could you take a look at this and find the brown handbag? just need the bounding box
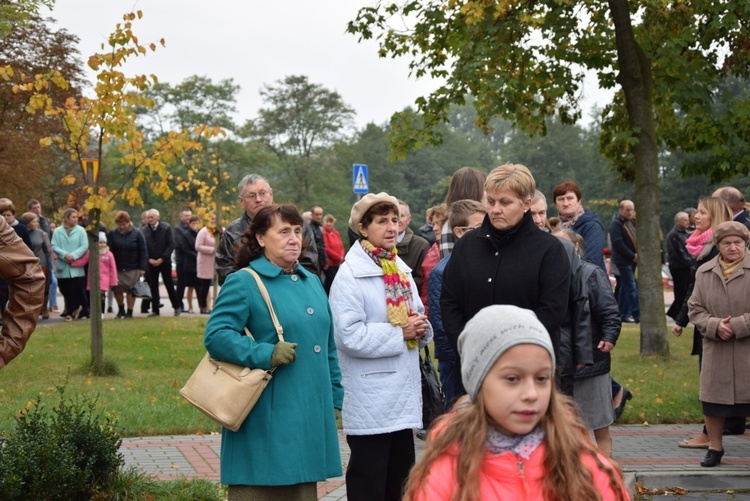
[180,268,284,432]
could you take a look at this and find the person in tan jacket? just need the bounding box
[0,215,44,369]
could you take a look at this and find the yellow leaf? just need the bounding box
[61,174,76,186]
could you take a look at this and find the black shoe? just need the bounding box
[148,312,160,317]
[115,306,126,319]
[125,310,133,319]
[723,426,745,435]
[107,306,114,313]
[700,448,724,467]
[614,388,633,421]
[173,307,182,317]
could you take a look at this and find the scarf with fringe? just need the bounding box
[559,204,586,229]
[360,239,418,348]
[686,228,713,258]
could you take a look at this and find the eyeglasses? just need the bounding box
[240,190,270,200]
[458,225,481,231]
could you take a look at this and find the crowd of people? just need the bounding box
[3,167,750,500]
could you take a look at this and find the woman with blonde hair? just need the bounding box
[441,163,571,398]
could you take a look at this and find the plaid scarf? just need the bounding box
[360,239,418,348]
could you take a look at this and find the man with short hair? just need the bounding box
[143,209,181,317]
[215,174,319,283]
[530,190,549,231]
[666,212,692,321]
[396,199,431,292]
[684,207,697,233]
[173,207,195,310]
[608,200,639,323]
[309,206,327,275]
[27,199,51,237]
[713,186,750,230]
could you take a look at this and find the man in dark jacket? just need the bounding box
[173,208,195,310]
[666,212,693,321]
[215,174,318,283]
[713,186,750,230]
[309,206,327,276]
[608,200,639,323]
[396,200,431,292]
[143,209,180,316]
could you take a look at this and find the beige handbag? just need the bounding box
[180,268,284,432]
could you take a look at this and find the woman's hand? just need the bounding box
[672,325,683,337]
[717,316,735,341]
[402,312,429,340]
[65,253,74,263]
[271,342,298,367]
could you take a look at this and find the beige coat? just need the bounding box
[688,252,750,405]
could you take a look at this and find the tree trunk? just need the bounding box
[88,207,104,367]
[608,0,668,356]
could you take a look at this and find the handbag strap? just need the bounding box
[241,268,285,342]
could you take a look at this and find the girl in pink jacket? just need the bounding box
[71,232,118,315]
[404,305,630,501]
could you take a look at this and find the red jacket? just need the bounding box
[413,443,629,501]
[323,226,345,267]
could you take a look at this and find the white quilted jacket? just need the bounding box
[329,241,433,435]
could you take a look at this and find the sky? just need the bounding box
[46,0,610,130]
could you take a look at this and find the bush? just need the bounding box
[0,383,124,500]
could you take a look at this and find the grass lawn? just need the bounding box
[0,318,703,437]
[611,323,702,425]
[0,317,221,437]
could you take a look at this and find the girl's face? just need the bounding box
[481,344,553,436]
[694,203,711,232]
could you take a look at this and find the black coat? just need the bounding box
[173,221,197,267]
[609,214,637,266]
[441,211,571,395]
[676,243,719,356]
[108,225,147,271]
[575,262,622,379]
[143,221,175,262]
[666,225,692,270]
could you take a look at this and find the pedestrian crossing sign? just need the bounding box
[353,164,369,194]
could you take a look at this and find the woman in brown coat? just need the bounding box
[688,221,750,468]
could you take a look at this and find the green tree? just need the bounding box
[0,0,54,38]
[23,11,222,373]
[348,0,750,356]
[245,74,356,206]
[0,16,84,203]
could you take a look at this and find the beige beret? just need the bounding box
[348,192,400,236]
[713,221,750,244]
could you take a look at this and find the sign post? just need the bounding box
[353,164,369,200]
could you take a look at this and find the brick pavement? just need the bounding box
[120,424,750,499]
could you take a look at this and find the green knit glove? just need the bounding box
[270,342,297,367]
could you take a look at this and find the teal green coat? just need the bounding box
[204,256,343,486]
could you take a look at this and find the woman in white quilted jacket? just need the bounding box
[329,192,433,501]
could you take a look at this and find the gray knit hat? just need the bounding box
[348,192,400,236]
[458,305,555,400]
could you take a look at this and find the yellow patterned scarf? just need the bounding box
[360,239,418,348]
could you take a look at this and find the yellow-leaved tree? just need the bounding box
[20,11,224,373]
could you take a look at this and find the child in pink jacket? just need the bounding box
[71,232,118,316]
[404,305,630,501]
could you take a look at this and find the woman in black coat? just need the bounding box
[441,164,571,399]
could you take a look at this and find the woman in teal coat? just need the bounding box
[51,208,89,321]
[204,204,343,501]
